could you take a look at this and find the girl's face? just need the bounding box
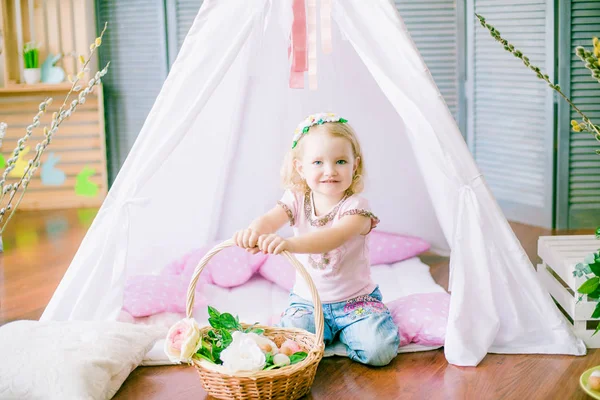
[294,126,359,198]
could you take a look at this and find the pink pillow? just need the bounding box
[122,274,207,317]
[259,255,296,291]
[166,245,269,288]
[388,292,449,347]
[368,230,430,265]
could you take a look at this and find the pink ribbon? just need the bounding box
[289,0,307,89]
[289,0,332,90]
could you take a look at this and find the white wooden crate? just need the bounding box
[537,235,600,347]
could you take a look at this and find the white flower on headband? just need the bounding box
[292,112,348,149]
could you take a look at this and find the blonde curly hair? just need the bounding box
[280,121,365,194]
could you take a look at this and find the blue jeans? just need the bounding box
[277,286,400,367]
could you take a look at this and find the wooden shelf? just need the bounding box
[0,82,74,94]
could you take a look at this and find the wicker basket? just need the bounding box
[185,239,325,400]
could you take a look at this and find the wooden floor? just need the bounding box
[0,208,598,399]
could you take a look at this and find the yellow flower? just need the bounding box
[95,37,102,46]
[89,43,95,52]
[79,55,85,64]
[571,120,579,127]
[594,37,599,46]
[77,71,85,79]
[573,125,582,132]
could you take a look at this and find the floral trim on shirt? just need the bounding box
[303,190,352,227]
[339,209,380,232]
[277,201,295,226]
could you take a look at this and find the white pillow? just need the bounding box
[0,320,165,400]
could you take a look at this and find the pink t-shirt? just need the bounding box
[277,189,380,304]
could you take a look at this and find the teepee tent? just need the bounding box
[40,0,586,366]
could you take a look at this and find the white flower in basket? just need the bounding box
[220,331,267,373]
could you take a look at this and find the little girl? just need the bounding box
[233,113,400,367]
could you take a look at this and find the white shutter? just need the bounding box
[467,0,555,227]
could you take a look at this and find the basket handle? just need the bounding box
[185,239,325,345]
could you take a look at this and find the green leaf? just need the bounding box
[208,306,221,320]
[264,364,280,371]
[265,352,274,365]
[212,345,224,364]
[221,328,233,348]
[578,277,600,294]
[195,353,216,364]
[196,345,214,363]
[588,287,600,300]
[595,227,600,239]
[220,313,238,330]
[289,352,308,365]
[251,329,265,335]
[590,260,600,277]
[592,302,600,319]
[208,317,222,330]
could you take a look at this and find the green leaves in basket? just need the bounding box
[200,305,305,369]
[208,305,221,320]
[242,322,265,335]
[289,351,308,365]
[262,351,307,371]
[578,277,600,294]
[204,305,245,364]
[195,339,216,364]
[207,306,244,332]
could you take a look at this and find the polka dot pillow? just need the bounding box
[388,292,449,347]
[368,230,430,265]
[164,244,269,288]
[122,274,207,317]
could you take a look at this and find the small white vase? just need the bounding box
[23,68,41,84]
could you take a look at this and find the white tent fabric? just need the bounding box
[40,0,586,366]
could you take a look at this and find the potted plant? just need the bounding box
[23,41,41,84]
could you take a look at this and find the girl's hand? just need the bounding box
[257,234,290,255]
[232,228,260,253]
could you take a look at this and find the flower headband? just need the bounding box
[291,112,348,149]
